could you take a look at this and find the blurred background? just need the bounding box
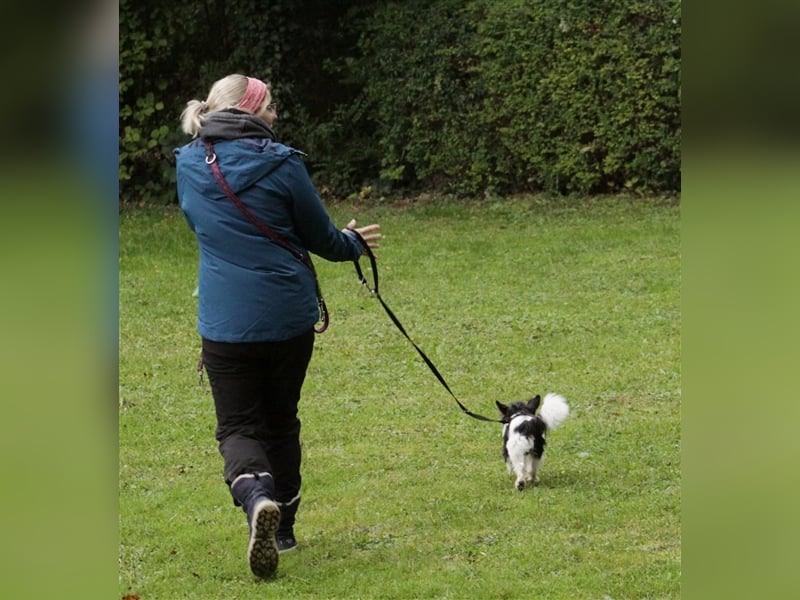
[0,1,118,598]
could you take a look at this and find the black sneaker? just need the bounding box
[277,534,298,553]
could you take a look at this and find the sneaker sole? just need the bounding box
[248,499,280,578]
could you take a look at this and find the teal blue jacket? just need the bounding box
[175,110,363,342]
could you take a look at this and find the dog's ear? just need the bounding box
[496,401,509,415]
[527,395,541,413]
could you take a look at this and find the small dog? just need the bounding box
[496,393,569,490]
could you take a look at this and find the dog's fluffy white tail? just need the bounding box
[539,393,569,430]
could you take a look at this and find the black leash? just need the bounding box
[348,229,503,424]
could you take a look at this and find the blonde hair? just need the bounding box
[180,74,272,137]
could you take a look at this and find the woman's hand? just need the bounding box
[344,219,382,255]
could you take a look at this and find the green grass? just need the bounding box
[119,195,680,599]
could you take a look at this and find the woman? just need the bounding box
[174,74,381,578]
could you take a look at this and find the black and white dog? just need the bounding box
[496,393,569,490]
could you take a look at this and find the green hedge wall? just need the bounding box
[345,0,680,196]
[119,0,680,203]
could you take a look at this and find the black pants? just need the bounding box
[201,331,314,508]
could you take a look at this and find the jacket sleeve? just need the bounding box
[281,155,364,262]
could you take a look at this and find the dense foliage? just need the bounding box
[120,0,680,203]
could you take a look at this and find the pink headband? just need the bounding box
[237,77,268,113]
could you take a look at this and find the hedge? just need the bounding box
[119,0,680,203]
[344,0,680,196]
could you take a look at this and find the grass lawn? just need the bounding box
[119,195,680,599]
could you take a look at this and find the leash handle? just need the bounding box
[348,229,502,424]
[352,238,378,296]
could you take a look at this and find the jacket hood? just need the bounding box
[174,109,299,199]
[199,108,277,141]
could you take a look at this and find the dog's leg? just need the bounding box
[513,455,532,491]
[512,455,527,491]
[530,457,542,485]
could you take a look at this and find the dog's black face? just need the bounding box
[496,394,541,422]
